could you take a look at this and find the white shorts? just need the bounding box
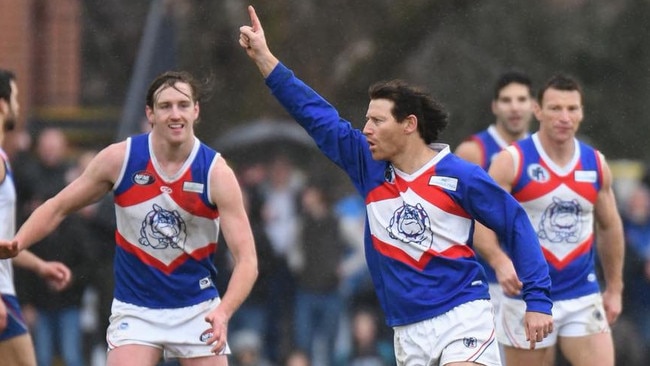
[488,282,505,319]
[393,300,501,366]
[106,298,230,359]
[497,293,610,349]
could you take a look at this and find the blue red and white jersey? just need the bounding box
[0,148,16,296]
[467,125,509,171]
[112,133,220,308]
[508,133,603,300]
[266,63,552,327]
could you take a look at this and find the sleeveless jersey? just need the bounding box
[266,63,552,327]
[468,125,509,170]
[113,133,220,308]
[0,148,17,295]
[508,133,602,300]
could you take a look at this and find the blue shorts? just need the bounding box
[0,294,28,341]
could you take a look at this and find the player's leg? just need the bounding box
[106,344,162,366]
[555,293,613,366]
[502,345,549,366]
[0,334,37,366]
[179,354,228,366]
[558,333,614,366]
[497,296,556,366]
[0,294,37,366]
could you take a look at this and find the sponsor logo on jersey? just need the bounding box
[428,176,458,191]
[574,170,597,183]
[527,164,550,183]
[160,186,173,194]
[183,181,204,193]
[133,170,155,185]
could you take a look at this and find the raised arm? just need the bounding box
[593,154,624,324]
[239,5,279,77]
[203,155,258,354]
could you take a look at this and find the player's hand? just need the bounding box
[239,5,278,77]
[524,311,553,349]
[239,6,268,57]
[602,288,622,324]
[0,239,19,259]
[39,261,72,291]
[494,258,522,296]
[204,306,229,354]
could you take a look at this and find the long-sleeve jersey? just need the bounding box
[508,133,602,300]
[265,63,552,326]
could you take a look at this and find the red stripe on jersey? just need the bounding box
[371,235,474,271]
[115,163,218,220]
[470,135,487,168]
[542,234,593,270]
[366,171,471,219]
[515,160,598,203]
[116,231,217,274]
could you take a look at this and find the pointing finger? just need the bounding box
[248,5,261,31]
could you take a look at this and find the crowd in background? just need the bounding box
[7,126,650,366]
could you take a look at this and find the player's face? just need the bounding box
[535,88,583,143]
[146,82,198,142]
[492,82,533,137]
[363,99,406,161]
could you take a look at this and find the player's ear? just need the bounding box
[403,114,418,134]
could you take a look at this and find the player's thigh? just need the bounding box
[559,333,614,366]
[0,333,37,366]
[180,354,228,366]
[502,345,549,366]
[106,344,162,366]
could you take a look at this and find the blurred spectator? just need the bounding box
[260,154,303,362]
[226,163,276,353]
[11,128,93,366]
[621,182,650,360]
[335,307,395,366]
[284,349,311,366]
[229,329,273,366]
[293,179,346,366]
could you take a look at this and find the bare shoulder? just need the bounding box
[84,141,128,184]
[209,154,242,202]
[488,149,516,189]
[454,139,483,165]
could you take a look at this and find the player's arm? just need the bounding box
[12,250,72,291]
[13,142,123,253]
[204,155,258,353]
[594,154,624,324]
[473,150,522,295]
[454,139,483,166]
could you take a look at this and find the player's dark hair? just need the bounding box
[0,69,16,103]
[368,80,449,144]
[493,70,533,100]
[537,74,583,105]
